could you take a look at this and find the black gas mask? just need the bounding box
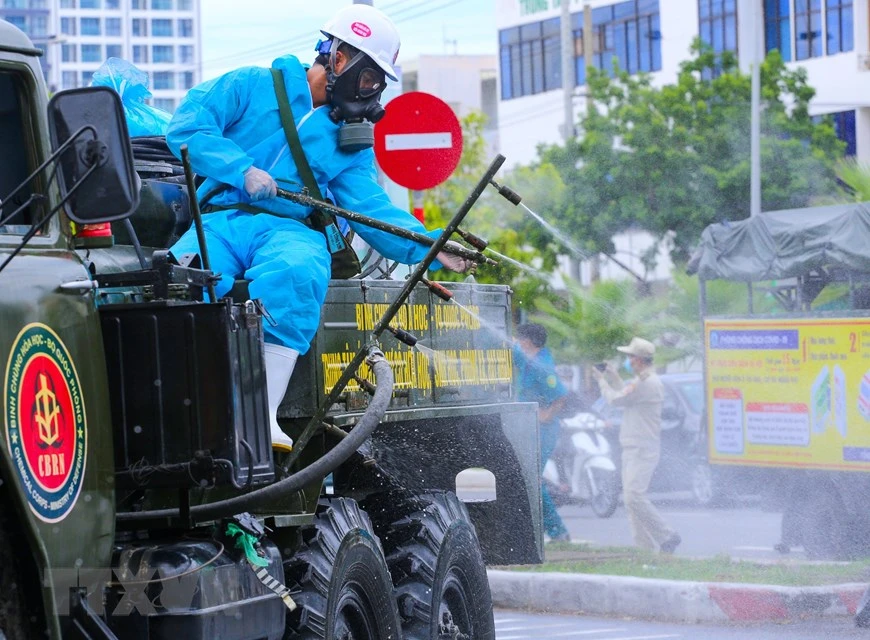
[318,38,387,152]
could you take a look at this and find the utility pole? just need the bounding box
[750,0,762,217]
[560,0,574,141]
[583,1,601,283]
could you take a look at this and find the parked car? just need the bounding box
[590,372,753,506]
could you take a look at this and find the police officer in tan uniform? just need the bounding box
[594,337,681,553]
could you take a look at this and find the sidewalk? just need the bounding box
[488,569,866,623]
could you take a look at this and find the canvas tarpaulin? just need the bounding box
[687,202,870,282]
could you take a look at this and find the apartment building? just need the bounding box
[496,0,866,164]
[0,0,201,112]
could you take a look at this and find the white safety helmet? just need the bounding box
[320,4,400,81]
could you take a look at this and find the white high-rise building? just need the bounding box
[1,0,201,112]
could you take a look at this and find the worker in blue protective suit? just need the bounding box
[514,323,571,543]
[166,4,473,452]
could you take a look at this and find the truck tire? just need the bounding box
[385,491,495,640]
[283,498,401,639]
[0,514,42,640]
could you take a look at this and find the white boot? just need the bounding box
[263,343,298,452]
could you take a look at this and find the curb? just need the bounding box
[488,570,866,623]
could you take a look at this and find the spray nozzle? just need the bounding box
[489,179,522,206]
[421,277,454,302]
[455,228,489,251]
[387,325,418,347]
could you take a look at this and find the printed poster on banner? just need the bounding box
[705,318,870,471]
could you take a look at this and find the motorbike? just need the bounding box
[543,410,620,518]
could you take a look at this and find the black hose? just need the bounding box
[123,218,147,269]
[115,349,394,523]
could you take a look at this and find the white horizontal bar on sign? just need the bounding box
[385,132,453,151]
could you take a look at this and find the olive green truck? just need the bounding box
[0,20,542,640]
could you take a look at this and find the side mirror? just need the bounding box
[47,86,139,225]
[662,405,683,422]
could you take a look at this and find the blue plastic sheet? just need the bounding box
[90,57,172,137]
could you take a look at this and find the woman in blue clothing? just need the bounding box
[166,4,472,452]
[514,323,571,542]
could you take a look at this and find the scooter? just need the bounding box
[543,410,620,518]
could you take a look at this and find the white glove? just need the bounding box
[243,166,278,201]
[436,241,475,274]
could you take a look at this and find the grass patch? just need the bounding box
[501,544,870,586]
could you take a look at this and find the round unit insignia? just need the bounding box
[4,323,87,523]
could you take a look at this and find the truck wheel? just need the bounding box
[0,514,41,640]
[691,462,717,507]
[385,492,495,640]
[284,498,401,639]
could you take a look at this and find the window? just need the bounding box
[152,0,172,8]
[152,45,174,63]
[131,18,147,37]
[62,70,77,89]
[80,17,100,36]
[180,70,195,89]
[106,44,122,59]
[499,0,661,99]
[152,18,172,37]
[105,17,121,36]
[60,0,75,7]
[81,43,101,62]
[827,0,853,54]
[498,17,562,99]
[105,0,119,8]
[795,0,823,60]
[178,18,193,38]
[179,44,194,64]
[765,0,791,61]
[698,0,738,55]
[81,70,95,86]
[80,0,100,7]
[698,0,738,78]
[60,16,76,35]
[153,71,174,90]
[133,44,148,63]
[2,0,26,7]
[578,0,661,81]
[61,43,77,62]
[131,0,145,8]
[178,0,192,9]
[153,98,176,112]
[5,16,25,31]
[0,71,42,233]
[832,110,856,155]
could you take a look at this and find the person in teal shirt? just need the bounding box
[515,323,570,542]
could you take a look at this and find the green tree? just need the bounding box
[540,42,845,266]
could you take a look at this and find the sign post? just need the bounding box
[374,91,463,195]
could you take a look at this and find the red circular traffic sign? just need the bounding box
[374,91,463,191]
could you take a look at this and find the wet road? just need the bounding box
[557,492,793,560]
[494,610,867,639]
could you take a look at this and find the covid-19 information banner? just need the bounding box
[705,317,870,471]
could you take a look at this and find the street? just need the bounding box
[495,610,869,639]
[557,492,790,561]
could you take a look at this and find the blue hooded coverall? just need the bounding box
[514,344,571,540]
[167,55,442,354]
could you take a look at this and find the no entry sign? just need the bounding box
[374,91,463,191]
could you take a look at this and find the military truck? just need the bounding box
[0,21,542,639]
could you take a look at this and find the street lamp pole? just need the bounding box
[750,2,762,217]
